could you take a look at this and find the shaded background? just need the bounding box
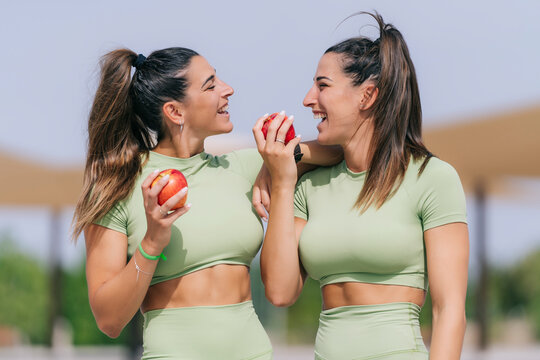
[1,0,539,359]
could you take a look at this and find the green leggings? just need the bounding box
[142,301,272,359]
[315,302,428,360]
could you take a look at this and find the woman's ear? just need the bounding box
[359,83,379,111]
[162,101,184,126]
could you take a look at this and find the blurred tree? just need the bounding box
[0,234,138,347]
[286,277,322,344]
[419,292,432,325]
[249,260,272,324]
[486,246,540,339]
[61,261,134,345]
[505,248,540,338]
[0,236,49,344]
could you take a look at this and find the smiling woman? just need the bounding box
[71,47,274,359]
[256,11,469,360]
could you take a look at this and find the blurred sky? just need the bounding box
[0,0,539,270]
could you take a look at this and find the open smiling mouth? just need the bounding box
[217,104,229,115]
[314,112,327,122]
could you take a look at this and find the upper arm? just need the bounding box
[85,224,128,306]
[418,160,467,231]
[425,222,469,309]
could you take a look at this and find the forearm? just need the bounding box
[261,186,303,306]
[299,141,342,166]
[429,307,466,360]
[89,238,160,337]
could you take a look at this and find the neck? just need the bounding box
[153,128,205,158]
[341,117,374,173]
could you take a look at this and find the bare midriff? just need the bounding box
[322,282,426,310]
[141,264,252,313]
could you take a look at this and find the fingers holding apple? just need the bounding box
[261,112,296,146]
[252,113,270,152]
[159,186,191,221]
[150,169,188,210]
[274,114,296,146]
[252,111,301,188]
[142,168,191,220]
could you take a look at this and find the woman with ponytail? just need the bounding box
[255,12,469,359]
[73,47,340,359]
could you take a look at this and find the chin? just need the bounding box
[317,132,339,146]
[211,123,233,135]
[223,122,234,133]
[317,132,330,145]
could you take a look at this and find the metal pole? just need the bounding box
[475,180,488,349]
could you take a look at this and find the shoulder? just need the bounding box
[418,157,461,183]
[409,157,468,229]
[402,156,465,205]
[408,156,461,185]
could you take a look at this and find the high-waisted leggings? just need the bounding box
[142,301,272,359]
[315,302,428,360]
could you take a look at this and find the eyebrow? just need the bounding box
[201,73,216,89]
[315,76,333,82]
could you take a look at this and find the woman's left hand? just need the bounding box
[252,111,301,189]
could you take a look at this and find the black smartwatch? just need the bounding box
[294,144,304,163]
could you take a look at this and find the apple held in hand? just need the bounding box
[261,113,295,145]
[150,169,188,210]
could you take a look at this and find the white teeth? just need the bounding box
[218,104,229,113]
[313,113,327,120]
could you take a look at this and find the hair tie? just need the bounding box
[133,54,146,69]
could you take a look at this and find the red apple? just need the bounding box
[150,169,188,210]
[261,113,295,145]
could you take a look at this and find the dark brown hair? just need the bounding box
[326,11,432,211]
[72,47,198,240]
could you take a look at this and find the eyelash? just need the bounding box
[318,83,328,89]
[207,85,215,90]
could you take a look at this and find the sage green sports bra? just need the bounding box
[95,149,264,286]
[294,156,467,290]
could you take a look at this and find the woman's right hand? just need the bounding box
[252,111,301,190]
[140,170,191,253]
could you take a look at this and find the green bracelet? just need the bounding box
[138,242,167,261]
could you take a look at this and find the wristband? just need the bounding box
[294,144,304,163]
[138,242,167,261]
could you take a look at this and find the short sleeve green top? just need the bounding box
[294,157,467,290]
[94,149,264,286]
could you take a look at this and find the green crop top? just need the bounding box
[94,149,264,286]
[294,157,467,290]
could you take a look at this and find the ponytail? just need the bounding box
[72,47,198,240]
[326,12,432,211]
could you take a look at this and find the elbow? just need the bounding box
[265,288,297,307]
[89,297,126,338]
[96,317,124,339]
[261,269,301,307]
